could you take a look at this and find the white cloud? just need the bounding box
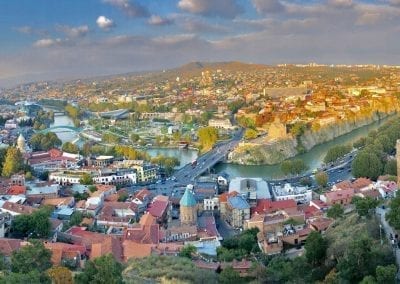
[148,15,174,26]
[103,0,149,18]
[251,0,286,14]
[178,0,243,18]
[33,38,64,48]
[96,16,115,30]
[56,25,89,38]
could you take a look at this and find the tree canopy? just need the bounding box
[75,254,124,284]
[198,126,218,151]
[1,147,23,177]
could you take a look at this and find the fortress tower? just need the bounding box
[180,185,197,226]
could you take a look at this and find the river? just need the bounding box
[51,113,391,178]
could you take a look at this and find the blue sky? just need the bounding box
[1,0,400,86]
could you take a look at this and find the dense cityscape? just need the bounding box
[2,0,400,283]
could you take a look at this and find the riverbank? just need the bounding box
[228,112,395,166]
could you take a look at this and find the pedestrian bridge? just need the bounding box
[36,125,81,134]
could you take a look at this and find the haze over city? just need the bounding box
[1,0,400,87]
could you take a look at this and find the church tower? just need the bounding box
[180,185,197,226]
[17,134,26,153]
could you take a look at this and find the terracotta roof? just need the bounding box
[1,201,37,215]
[253,199,297,215]
[42,197,74,207]
[352,178,372,191]
[123,224,159,245]
[309,218,333,232]
[139,213,156,226]
[122,241,152,261]
[134,188,152,201]
[7,185,26,195]
[325,188,354,202]
[193,260,220,270]
[148,200,168,218]
[44,242,86,265]
[0,238,21,256]
[334,180,353,191]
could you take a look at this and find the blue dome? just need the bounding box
[180,188,197,207]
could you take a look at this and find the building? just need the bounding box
[229,177,271,206]
[270,183,312,204]
[93,169,136,186]
[226,195,250,228]
[208,119,233,129]
[180,186,198,226]
[49,170,94,185]
[203,197,219,211]
[116,160,158,183]
[320,188,355,206]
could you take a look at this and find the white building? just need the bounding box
[203,197,220,211]
[229,177,272,205]
[271,183,312,204]
[208,119,233,129]
[4,119,17,129]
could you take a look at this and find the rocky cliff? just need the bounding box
[228,112,392,165]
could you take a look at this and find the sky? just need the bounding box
[1,0,400,87]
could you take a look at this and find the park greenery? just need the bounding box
[217,228,260,262]
[323,144,352,164]
[150,155,180,175]
[32,110,55,130]
[280,158,309,176]
[65,104,84,127]
[315,171,329,188]
[11,207,52,239]
[62,142,79,154]
[352,116,400,180]
[30,132,62,151]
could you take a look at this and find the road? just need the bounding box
[129,129,244,196]
[376,207,400,277]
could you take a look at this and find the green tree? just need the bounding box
[386,194,400,230]
[1,147,23,177]
[352,196,379,218]
[75,254,123,284]
[360,275,377,284]
[244,128,258,140]
[46,266,73,284]
[304,231,327,265]
[11,240,52,274]
[62,142,79,154]
[351,151,383,180]
[178,244,197,259]
[69,211,83,227]
[324,144,352,164]
[79,173,93,185]
[219,266,243,284]
[315,171,329,188]
[376,264,397,284]
[11,208,51,238]
[327,204,344,219]
[337,236,376,282]
[0,270,44,284]
[384,159,397,176]
[30,132,62,151]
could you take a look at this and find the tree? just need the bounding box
[324,145,352,164]
[197,127,218,151]
[79,173,93,185]
[11,240,52,274]
[219,266,243,284]
[352,196,379,218]
[351,151,383,180]
[376,264,397,284]
[244,128,258,140]
[178,244,197,259]
[75,254,123,284]
[30,132,61,151]
[384,159,397,176]
[386,195,400,230]
[0,270,44,284]
[360,275,377,284]
[337,236,376,282]
[1,147,23,177]
[47,266,73,284]
[315,171,329,188]
[118,192,129,202]
[327,204,344,219]
[62,142,79,154]
[69,211,83,227]
[11,208,51,238]
[304,231,327,265]
[300,176,312,187]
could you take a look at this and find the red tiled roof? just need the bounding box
[148,200,168,218]
[253,199,297,215]
[7,185,26,195]
[0,238,21,256]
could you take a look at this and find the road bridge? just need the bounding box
[36,125,81,134]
